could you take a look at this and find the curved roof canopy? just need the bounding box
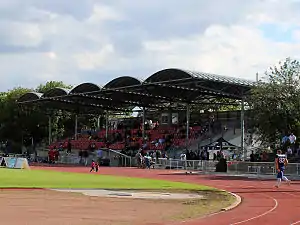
[42,87,70,98]
[104,76,142,89]
[17,92,42,102]
[144,69,192,83]
[18,68,256,112]
[144,68,255,86]
[70,83,101,94]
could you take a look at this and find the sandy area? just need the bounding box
[51,189,204,200]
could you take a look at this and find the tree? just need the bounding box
[36,81,72,93]
[0,87,43,152]
[0,81,75,153]
[249,57,300,147]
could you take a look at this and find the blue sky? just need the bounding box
[259,23,296,42]
[0,0,300,91]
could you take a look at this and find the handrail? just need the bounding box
[107,149,131,158]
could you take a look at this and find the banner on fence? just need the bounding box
[14,158,30,169]
[5,157,17,168]
[0,157,30,169]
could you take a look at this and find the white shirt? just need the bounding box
[180,154,186,161]
[289,134,296,144]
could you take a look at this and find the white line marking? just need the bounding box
[230,195,278,225]
[291,221,300,225]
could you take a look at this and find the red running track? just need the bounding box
[34,166,300,225]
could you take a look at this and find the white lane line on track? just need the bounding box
[229,194,278,225]
[291,221,300,225]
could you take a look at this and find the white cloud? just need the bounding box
[143,24,300,79]
[0,21,43,47]
[0,0,300,91]
[87,4,124,23]
[73,44,115,70]
[46,51,57,59]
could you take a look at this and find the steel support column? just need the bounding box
[97,116,100,129]
[48,116,52,145]
[186,104,190,149]
[105,112,109,139]
[241,98,245,160]
[142,107,146,140]
[75,115,78,140]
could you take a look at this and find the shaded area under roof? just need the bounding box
[18,68,255,112]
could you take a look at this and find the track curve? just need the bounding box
[35,166,300,225]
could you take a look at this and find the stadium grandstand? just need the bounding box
[18,68,255,165]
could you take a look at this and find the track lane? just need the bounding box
[35,167,300,225]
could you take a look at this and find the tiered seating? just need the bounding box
[50,125,203,151]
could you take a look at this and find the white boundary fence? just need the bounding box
[153,159,300,177]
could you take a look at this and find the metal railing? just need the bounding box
[110,156,132,167]
[153,158,217,171]
[152,159,300,177]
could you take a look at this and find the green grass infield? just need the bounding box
[0,169,216,190]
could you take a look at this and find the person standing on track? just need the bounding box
[95,161,99,172]
[90,160,96,173]
[275,150,291,188]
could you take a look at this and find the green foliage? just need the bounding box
[36,81,72,93]
[249,58,300,146]
[0,87,35,143]
[0,81,76,147]
[190,98,241,113]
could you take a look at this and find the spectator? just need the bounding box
[82,150,89,166]
[48,148,55,164]
[58,143,63,152]
[96,148,102,164]
[213,153,217,161]
[250,151,255,162]
[67,140,72,154]
[287,146,293,157]
[289,133,296,144]
[79,150,83,164]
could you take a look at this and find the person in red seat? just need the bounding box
[48,148,55,164]
[54,149,59,162]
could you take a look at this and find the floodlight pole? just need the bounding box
[48,116,52,145]
[186,104,190,149]
[75,115,78,140]
[241,98,245,160]
[105,112,109,139]
[142,107,146,140]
